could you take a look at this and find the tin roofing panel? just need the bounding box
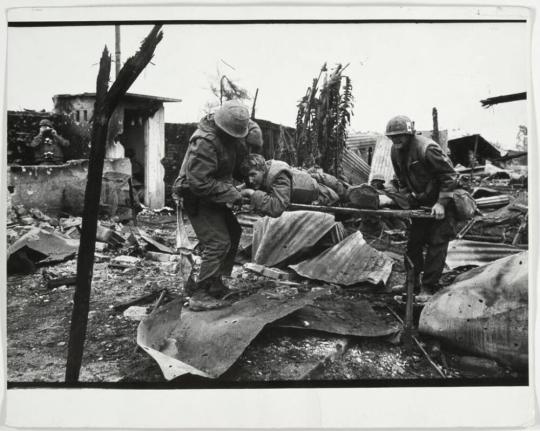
[252,211,336,267]
[368,135,394,185]
[342,147,370,185]
[446,239,522,270]
[289,231,394,286]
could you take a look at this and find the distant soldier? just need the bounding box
[27,119,70,165]
[239,154,348,217]
[173,100,249,311]
[386,115,458,299]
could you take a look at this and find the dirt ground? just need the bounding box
[6,212,525,386]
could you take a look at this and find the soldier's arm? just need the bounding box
[250,172,292,217]
[425,145,458,206]
[54,134,70,148]
[28,134,42,148]
[186,138,241,204]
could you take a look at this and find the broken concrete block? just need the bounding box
[244,262,294,281]
[59,217,82,230]
[95,241,108,252]
[96,224,125,247]
[7,228,79,268]
[20,216,35,225]
[123,305,149,321]
[146,251,178,262]
[110,255,140,268]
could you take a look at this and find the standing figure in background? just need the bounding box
[27,119,70,165]
[386,115,458,299]
[173,100,249,311]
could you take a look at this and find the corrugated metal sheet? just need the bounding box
[368,135,394,185]
[446,239,522,270]
[420,252,527,368]
[290,231,394,286]
[275,296,399,337]
[346,132,378,151]
[342,147,370,185]
[138,290,324,380]
[252,211,336,267]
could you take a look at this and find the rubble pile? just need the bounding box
[6,186,529,383]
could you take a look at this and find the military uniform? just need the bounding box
[391,134,458,291]
[175,115,243,287]
[250,160,343,217]
[28,133,70,164]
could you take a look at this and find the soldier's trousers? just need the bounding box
[406,215,455,290]
[186,201,242,283]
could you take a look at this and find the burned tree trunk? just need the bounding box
[432,107,440,145]
[65,25,163,383]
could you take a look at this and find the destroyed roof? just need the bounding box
[53,92,182,103]
[480,92,526,108]
[342,147,370,184]
[448,134,502,167]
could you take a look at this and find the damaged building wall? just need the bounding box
[8,159,132,216]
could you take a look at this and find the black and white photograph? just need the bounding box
[1,2,536,428]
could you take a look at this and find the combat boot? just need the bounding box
[183,275,198,297]
[207,276,232,299]
[188,279,229,312]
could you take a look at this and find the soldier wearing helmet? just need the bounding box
[173,100,250,311]
[27,119,70,164]
[386,115,458,300]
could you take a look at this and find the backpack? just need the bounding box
[453,189,477,220]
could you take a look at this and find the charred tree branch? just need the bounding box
[65,25,163,383]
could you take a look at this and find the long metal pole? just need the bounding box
[115,25,121,78]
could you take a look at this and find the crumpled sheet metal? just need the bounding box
[419,252,528,368]
[446,239,522,270]
[252,211,336,267]
[7,227,79,263]
[137,290,323,380]
[289,231,394,286]
[274,296,400,337]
